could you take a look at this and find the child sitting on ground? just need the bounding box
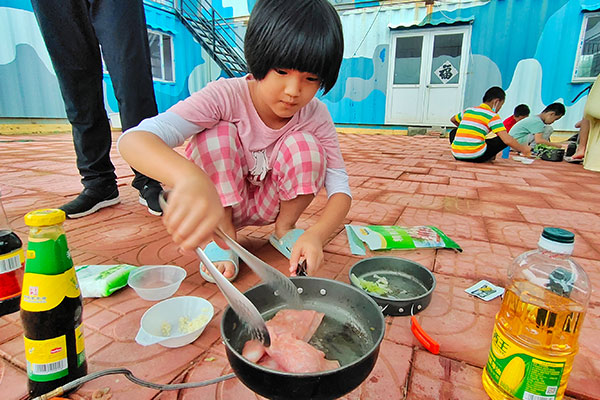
[508,103,566,149]
[449,87,531,163]
[118,0,350,280]
[503,104,530,133]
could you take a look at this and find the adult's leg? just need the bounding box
[573,118,590,158]
[91,0,163,209]
[30,0,117,192]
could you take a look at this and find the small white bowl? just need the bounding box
[135,296,214,348]
[128,265,186,301]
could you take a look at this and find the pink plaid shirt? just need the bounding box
[168,75,346,174]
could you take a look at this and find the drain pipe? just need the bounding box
[425,0,434,16]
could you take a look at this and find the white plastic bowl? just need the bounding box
[135,296,214,348]
[128,265,186,301]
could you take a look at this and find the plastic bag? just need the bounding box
[75,264,138,298]
[346,224,461,255]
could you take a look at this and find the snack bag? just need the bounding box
[346,225,461,255]
[75,264,137,297]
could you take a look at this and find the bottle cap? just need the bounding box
[538,227,575,254]
[24,209,66,227]
[542,227,574,243]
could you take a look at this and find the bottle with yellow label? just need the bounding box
[20,209,87,397]
[482,227,591,400]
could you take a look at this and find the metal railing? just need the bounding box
[174,0,247,77]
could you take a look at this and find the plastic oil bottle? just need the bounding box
[0,191,25,316]
[482,227,591,400]
[20,209,87,397]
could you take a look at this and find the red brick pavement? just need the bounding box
[0,131,598,399]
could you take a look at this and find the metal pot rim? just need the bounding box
[348,256,436,308]
[220,276,385,377]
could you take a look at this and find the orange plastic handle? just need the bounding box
[411,315,440,354]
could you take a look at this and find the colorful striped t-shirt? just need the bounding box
[451,103,506,159]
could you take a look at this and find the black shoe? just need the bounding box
[60,187,120,219]
[138,184,163,216]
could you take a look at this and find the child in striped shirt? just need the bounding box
[449,87,531,163]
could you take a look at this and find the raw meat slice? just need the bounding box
[241,308,339,373]
[267,309,324,341]
[242,309,324,361]
[257,355,282,370]
[265,332,340,373]
[241,339,265,363]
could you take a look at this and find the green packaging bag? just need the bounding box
[346,225,461,255]
[75,264,138,298]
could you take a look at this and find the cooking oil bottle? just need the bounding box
[20,209,87,397]
[482,227,591,400]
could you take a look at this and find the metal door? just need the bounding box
[386,26,470,125]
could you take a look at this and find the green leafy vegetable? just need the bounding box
[533,143,561,159]
[351,273,392,296]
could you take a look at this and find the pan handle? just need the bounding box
[296,260,307,276]
[410,316,440,355]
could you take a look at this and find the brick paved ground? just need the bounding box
[1,130,598,399]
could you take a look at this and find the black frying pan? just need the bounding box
[349,256,435,316]
[349,257,439,354]
[221,277,385,400]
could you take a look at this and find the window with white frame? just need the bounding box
[148,29,174,82]
[573,12,600,82]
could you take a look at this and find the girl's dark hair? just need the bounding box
[482,86,506,102]
[244,0,344,94]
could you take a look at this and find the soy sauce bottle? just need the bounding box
[20,209,87,397]
[0,191,24,316]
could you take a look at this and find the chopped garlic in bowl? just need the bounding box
[136,296,215,348]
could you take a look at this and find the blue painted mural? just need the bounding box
[1,0,598,132]
[322,0,597,129]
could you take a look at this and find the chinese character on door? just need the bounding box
[435,61,458,84]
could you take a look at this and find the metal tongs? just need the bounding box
[159,191,303,346]
[194,244,271,346]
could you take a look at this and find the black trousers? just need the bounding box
[449,128,508,163]
[31,0,159,193]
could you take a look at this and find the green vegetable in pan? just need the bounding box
[351,273,392,296]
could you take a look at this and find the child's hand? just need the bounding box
[520,146,532,158]
[162,176,225,251]
[289,231,324,276]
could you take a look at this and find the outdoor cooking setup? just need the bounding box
[31,251,438,400]
[222,276,386,400]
